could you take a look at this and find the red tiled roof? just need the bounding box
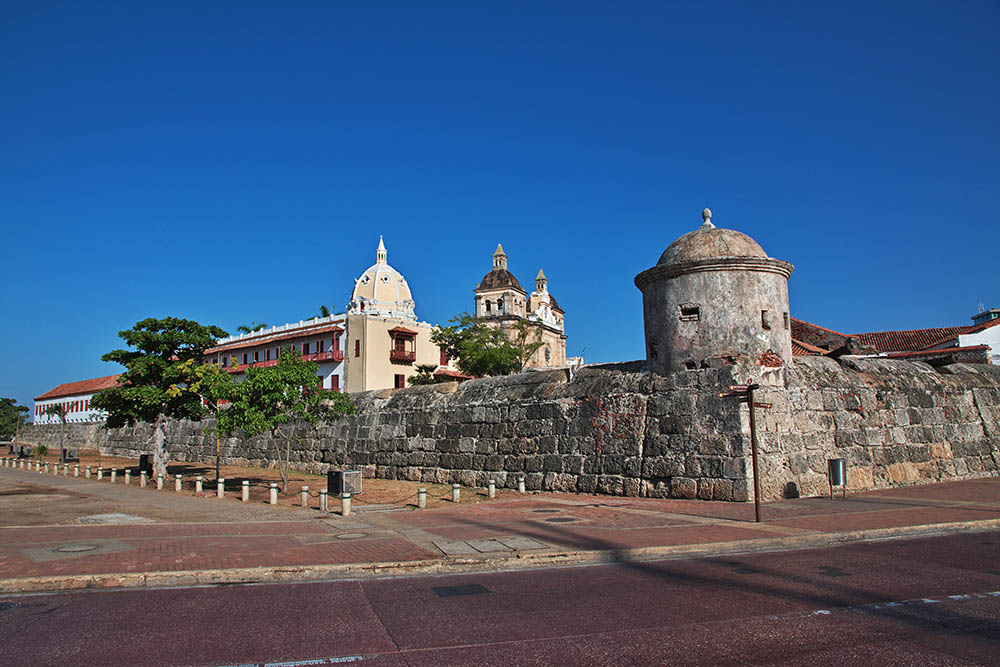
[206,324,343,354]
[792,339,828,356]
[852,327,969,353]
[35,374,120,401]
[921,316,1000,349]
[434,368,473,380]
[388,326,419,336]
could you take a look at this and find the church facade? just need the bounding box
[474,244,568,368]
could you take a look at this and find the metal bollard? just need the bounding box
[418,487,427,509]
[300,486,309,507]
[217,478,225,499]
[319,489,328,512]
[340,493,351,517]
[488,479,496,499]
[268,483,278,505]
[139,471,147,487]
[97,468,103,481]
[195,476,203,493]
[74,464,80,478]
[174,474,182,492]
[85,466,92,479]
[451,483,461,503]
[828,458,847,499]
[110,469,117,483]
[517,474,526,493]
[241,480,250,502]
[156,475,164,490]
[124,470,131,485]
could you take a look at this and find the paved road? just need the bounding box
[1,532,997,666]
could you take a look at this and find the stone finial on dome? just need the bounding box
[535,268,548,292]
[493,243,508,270]
[376,235,387,264]
[701,208,715,229]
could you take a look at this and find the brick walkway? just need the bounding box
[1,466,998,589]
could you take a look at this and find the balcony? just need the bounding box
[390,349,416,363]
[308,349,345,363]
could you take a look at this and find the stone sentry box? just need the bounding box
[634,209,794,374]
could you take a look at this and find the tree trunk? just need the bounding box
[152,413,168,478]
[282,432,292,492]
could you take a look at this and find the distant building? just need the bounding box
[474,244,569,368]
[205,237,453,391]
[33,375,119,424]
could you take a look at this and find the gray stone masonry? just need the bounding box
[25,359,1000,501]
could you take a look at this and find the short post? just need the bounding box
[124,470,131,485]
[85,465,92,479]
[517,474,526,493]
[139,471,147,487]
[241,480,250,502]
[217,478,225,499]
[268,483,278,505]
[451,483,461,503]
[300,486,309,507]
[340,493,351,516]
[74,464,80,478]
[174,474,182,492]
[35,460,41,472]
[43,462,50,474]
[156,475,164,490]
[195,476,203,493]
[488,479,496,499]
[319,489,328,512]
[417,487,427,509]
[62,463,68,476]
[97,467,104,481]
[110,469,117,483]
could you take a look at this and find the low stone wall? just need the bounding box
[22,359,1000,501]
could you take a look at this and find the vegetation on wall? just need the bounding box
[432,313,543,377]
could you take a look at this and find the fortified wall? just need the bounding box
[25,357,1000,501]
[24,208,1000,501]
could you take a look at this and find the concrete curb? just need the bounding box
[3,517,999,594]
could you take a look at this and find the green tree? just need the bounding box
[220,348,353,490]
[236,322,268,334]
[318,305,331,318]
[407,364,439,386]
[91,317,228,479]
[431,313,544,377]
[168,360,237,481]
[44,404,69,453]
[0,398,30,440]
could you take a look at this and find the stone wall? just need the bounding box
[22,359,1000,501]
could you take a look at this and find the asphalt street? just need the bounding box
[1,531,998,666]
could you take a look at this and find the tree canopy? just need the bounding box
[91,317,227,477]
[431,313,544,377]
[236,322,268,334]
[92,317,228,428]
[219,348,353,488]
[0,398,29,440]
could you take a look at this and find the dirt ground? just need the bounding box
[3,447,518,512]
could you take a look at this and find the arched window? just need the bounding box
[485,300,492,313]
[498,298,505,314]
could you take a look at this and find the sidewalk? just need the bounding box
[1,465,999,593]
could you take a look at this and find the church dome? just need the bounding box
[475,243,525,293]
[657,208,768,266]
[477,268,523,292]
[349,236,416,319]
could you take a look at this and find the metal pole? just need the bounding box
[748,386,762,523]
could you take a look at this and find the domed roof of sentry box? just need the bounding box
[657,208,768,266]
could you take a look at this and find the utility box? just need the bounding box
[61,448,79,463]
[327,469,362,495]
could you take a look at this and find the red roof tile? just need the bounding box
[35,374,121,401]
[852,327,969,353]
[792,339,828,356]
[206,324,344,354]
[921,316,1000,349]
[388,326,419,336]
[882,345,991,361]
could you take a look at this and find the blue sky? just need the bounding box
[2,1,998,410]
